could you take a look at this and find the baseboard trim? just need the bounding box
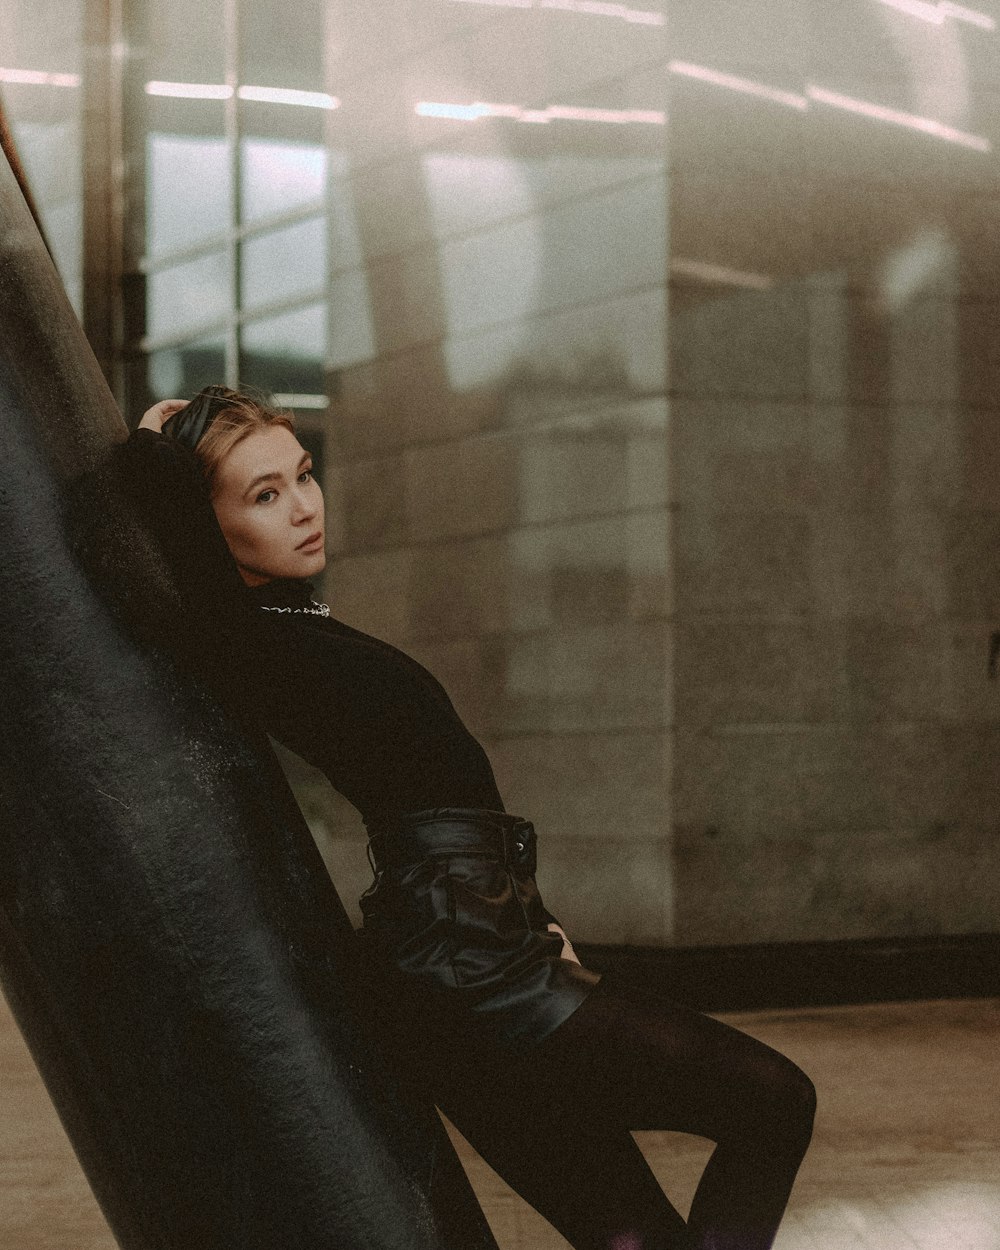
[574,931,1000,1012]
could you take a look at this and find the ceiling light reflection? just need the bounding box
[448,0,665,24]
[668,61,809,111]
[146,81,233,100]
[237,86,339,110]
[875,0,946,23]
[668,59,991,153]
[416,100,665,125]
[671,257,774,290]
[0,67,81,87]
[806,84,991,150]
[874,0,996,26]
[146,82,339,109]
[540,0,665,24]
[939,1,996,28]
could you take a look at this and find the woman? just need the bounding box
[124,385,815,1250]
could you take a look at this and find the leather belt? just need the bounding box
[366,807,536,874]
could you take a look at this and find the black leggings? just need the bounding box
[392,970,816,1250]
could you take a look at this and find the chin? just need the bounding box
[296,550,327,578]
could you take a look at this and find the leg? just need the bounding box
[421,1034,692,1250]
[534,973,816,1250]
[400,969,815,1250]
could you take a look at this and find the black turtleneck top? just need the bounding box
[241,574,507,829]
[116,428,510,836]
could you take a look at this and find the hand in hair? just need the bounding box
[138,398,187,433]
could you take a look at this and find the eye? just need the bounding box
[256,489,277,504]
[298,467,313,483]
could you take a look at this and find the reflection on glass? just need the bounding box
[4,0,85,314]
[240,216,327,310]
[445,0,664,23]
[328,155,365,270]
[668,61,809,111]
[146,251,231,341]
[239,86,338,109]
[145,0,225,83]
[146,119,232,256]
[239,134,326,223]
[327,270,377,370]
[805,84,991,152]
[415,100,666,126]
[241,302,326,395]
[238,0,324,92]
[149,335,227,400]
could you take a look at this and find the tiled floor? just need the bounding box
[1,995,997,1249]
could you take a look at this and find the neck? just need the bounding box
[245,576,316,610]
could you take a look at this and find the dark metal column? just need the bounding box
[0,146,497,1250]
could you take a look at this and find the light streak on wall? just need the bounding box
[668,61,809,111]
[0,68,81,87]
[806,84,991,150]
[146,82,339,110]
[415,100,666,125]
[448,0,665,23]
[874,0,996,27]
[939,1,996,27]
[668,59,991,153]
[875,0,947,22]
[671,258,774,290]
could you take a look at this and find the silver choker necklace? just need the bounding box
[260,601,331,618]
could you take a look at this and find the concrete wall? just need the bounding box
[314,0,1000,947]
[311,2,674,943]
[668,2,1000,943]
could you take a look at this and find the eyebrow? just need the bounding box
[243,451,312,498]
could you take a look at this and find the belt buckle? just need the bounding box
[506,819,535,868]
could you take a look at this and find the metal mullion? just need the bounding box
[82,0,126,402]
[224,0,240,387]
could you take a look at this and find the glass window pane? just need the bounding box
[240,133,326,225]
[146,107,232,257]
[241,302,326,395]
[149,335,228,400]
[147,251,231,342]
[236,0,328,226]
[240,216,326,310]
[4,0,85,316]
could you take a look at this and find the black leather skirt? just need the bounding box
[356,807,601,1051]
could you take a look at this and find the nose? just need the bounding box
[289,481,319,523]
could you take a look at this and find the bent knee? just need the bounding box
[776,1057,817,1147]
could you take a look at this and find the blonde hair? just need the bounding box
[192,388,296,490]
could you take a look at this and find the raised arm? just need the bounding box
[69,408,269,714]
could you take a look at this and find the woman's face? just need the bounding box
[210,424,326,587]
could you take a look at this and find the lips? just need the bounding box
[296,531,324,552]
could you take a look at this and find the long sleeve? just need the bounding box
[70,427,270,711]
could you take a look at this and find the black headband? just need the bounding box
[161,385,238,451]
